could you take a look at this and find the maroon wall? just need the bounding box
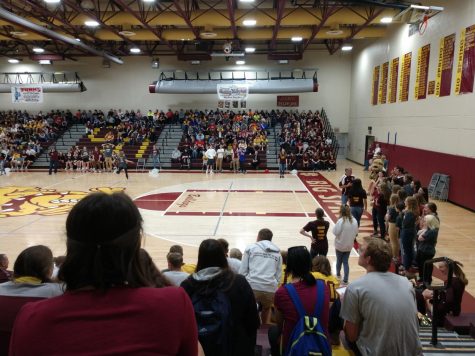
[377,142,475,211]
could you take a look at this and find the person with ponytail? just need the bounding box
[333,205,359,285]
[9,192,198,355]
[268,246,330,356]
[421,260,468,326]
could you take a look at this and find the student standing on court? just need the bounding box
[300,208,330,257]
[338,167,355,205]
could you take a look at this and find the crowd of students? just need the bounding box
[0,110,72,174]
[0,189,469,356]
[277,110,337,173]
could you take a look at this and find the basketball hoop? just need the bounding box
[418,14,429,35]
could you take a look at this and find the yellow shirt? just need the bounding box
[181,263,196,274]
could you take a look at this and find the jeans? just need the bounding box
[341,194,348,205]
[401,235,414,270]
[49,160,58,174]
[336,250,351,283]
[350,206,363,227]
[279,162,286,176]
[152,155,160,169]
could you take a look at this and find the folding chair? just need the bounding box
[136,157,147,171]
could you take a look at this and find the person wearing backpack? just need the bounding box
[268,246,331,356]
[181,239,259,356]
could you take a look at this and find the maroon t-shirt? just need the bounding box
[303,219,329,251]
[10,287,197,356]
[274,281,330,351]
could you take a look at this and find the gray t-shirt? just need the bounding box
[340,272,422,356]
[163,271,189,286]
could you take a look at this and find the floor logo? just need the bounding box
[0,186,125,217]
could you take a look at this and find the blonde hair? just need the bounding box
[405,196,419,216]
[424,214,440,230]
[340,205,353,222]
[389,194,399,207]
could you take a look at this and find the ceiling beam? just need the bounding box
[269,0,287,50]
[113,0,176,53]
[301,4,341,52]
[328,6,385,54]
[173,0,201,40]
[0,6,123,63]
[226,0,237,39]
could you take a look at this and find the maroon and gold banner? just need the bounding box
[455,24,475,94]
[378,62,389,104]
[415,44,430,100]
[389,57,399,103]
[399,52,412,102]
[277,95,299,107]
[372,66,380,105]
[436,33,456,97]
[428,81,435,95]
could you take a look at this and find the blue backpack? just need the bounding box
[283,280,332,356]
[192,289,232,355]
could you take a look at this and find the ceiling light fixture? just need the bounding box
[380,17,393,24]
[75,38,81,42]
[245,47,256,53]
[118,30,136,37]
[341,44,353,51]
[278,59,288,64]
[291,36,303,42]
[32,47,44,53]
[239,0,254,2]
[236,60,246,65]
[39,59,52,64]
[130,48,141,54]
[84,20,100,27]
[142,0,155,2]
[44,0,61,3]
[243,19,256,26]
[8,59,20,64]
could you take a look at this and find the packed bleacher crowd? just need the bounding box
[172,109,271,172]
[0,189,468,355]
[0,110,72,173]
[277,110,337,172]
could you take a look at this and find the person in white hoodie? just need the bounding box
[333,205,359,285]
[239,228,282,324]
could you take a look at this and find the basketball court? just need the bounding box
[1,161,474,295]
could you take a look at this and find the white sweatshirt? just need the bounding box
[333,217,359,252]
[239,240,282,293]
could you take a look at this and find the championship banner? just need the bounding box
[277,95,299,107]
[436,33,456,97]
[11,86,43,103]
[378,62,389,104]
[371,66,380,105]
[399,52,412,102]
[217,83,249,100]
[389,57,399,103]
[455,24,475,94]
[415,44,430,100]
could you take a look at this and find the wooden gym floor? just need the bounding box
[1,160,474,295]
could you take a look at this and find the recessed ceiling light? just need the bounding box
[341,44,353,51]
[380,17,393,23]
[243,19,256,26]
[236,60,245,65]
[75,38,81,42]
[84,20,100,27]
[291,36,303,42]
[278,59,288,64]
[32,48,44,53]
[130,47,141,53]
[39,59,52,64]
[10,31,28,37]
[142,0,155,2]
[8,59,20,64]
[44,0,61,3]
[245,47,256,53]
[239,0,254,2]
[119,30,136,37]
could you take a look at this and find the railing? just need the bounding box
[320,108,339,158]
